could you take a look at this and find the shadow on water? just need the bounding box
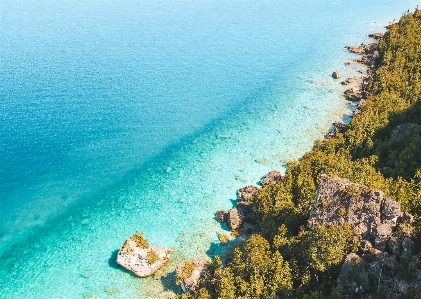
[108,249,120,269]
[160,271,182,294]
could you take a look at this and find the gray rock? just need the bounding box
[338,253,369,295]
[117,238,173,277]
[393,276,410,294]
[237,185,259,203]
[345,45,365,54]
[401,237,415,256]
[228,207,242,230]
[176,258,208,292]
[332,70,342,79]
[215,210,227,223]
[260,170,282,186]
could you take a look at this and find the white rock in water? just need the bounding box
[117,237,173,277]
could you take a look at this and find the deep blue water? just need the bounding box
[1,1,420,298]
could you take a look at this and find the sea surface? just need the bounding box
[1,1,420,298]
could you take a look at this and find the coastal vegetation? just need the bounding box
[170,7,421,299]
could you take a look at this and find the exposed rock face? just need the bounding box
[176,258,208,292]
[310,174,409,251]
[332,70,341,79]
[217,185,260,232]
[345,45,365,54]
[368,32,384,40]
[312,174,419,297]
[237,185,260,203]
[260,170,282,186]
[326,122,347,139]
[117,238,173,277]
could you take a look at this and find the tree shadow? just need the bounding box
[160,271,182,294]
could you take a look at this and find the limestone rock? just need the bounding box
[117,236,173,277]
[332,70,341,79]
[215,210,227,223]
[345,45,365,54]
[176,258,208,292]
[260,170,282,186]
[227,207,243,230]
[338,253,369,295]
[237,185,260,203]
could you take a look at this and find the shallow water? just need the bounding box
[1,1,420,298]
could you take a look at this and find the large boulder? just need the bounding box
[176,258,208,292]
[310,174,410,250]
[117,231,173,277]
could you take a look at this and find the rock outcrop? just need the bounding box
[311,174,419,297]
[332,70,341,79]
[310,174,411,251]
[216,184,260,233]
[260,170,282,186]
[176,258,208,292]
[117,232,173,277]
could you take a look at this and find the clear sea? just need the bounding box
[0,1,419,298]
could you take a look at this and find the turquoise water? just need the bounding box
[1,1,420,298]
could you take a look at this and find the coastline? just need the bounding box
[169,9,421,298]
[4,3,421,298]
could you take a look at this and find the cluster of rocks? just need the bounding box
[325,121,347,139]
[311,174,420,297]
[116,236,173,277]
[327,33,384,139]
[216,170,282,233]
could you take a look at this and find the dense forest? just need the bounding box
[170,8,421,299]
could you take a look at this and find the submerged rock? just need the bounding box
[117,232,173,277]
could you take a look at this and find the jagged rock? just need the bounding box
[237,185,260,203]
[338,253,370,295]
[388,236,402,256]
[393,276,411,294]
[176,258,208,292]
[346,93,362,102]
[368,32,384,40]
[401,237,415,256]
[341,78,353,85]
[260,170,282,186]
[215,210,227,223]
[332,70,341,79]
[228,207,242,230]
[345,45,365,54]
[117,237,173,277]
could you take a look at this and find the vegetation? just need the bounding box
[170,7,421,299]
[216,232,230,245]
[131,230,149,248]
[147,249,159,265]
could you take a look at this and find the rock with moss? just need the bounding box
[259,170,282,186]
[176,258,209,292]
[117,231,173,277]
[310,174,412,251]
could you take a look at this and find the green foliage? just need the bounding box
[176,261,196,285]
[171,8,421,299]
[131,230,149,248]
[147,249,159,265]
